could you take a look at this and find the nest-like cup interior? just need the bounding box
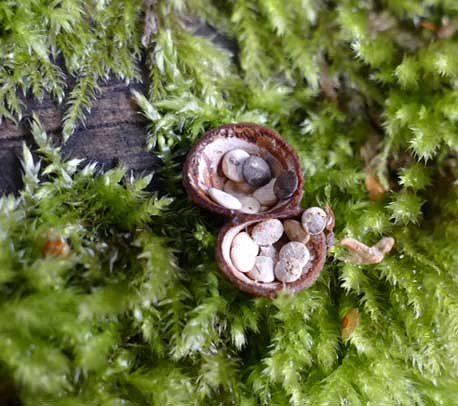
[183,123,304,219]
[216,217,327,298]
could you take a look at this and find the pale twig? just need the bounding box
[340,236,395,265]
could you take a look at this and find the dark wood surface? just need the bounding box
[0,22,235,196]
[0,80,161,195]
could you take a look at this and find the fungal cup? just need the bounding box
[183,123,304,219]
[184,123,335,298]
[216,216,331,298]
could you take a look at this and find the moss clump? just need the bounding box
[1,1,458,404]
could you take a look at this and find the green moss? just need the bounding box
[1,0,458,404]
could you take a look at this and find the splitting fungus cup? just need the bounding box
[184,123,335,298]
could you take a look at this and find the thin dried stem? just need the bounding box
[341,236,395,265]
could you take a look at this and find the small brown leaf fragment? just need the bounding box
[420,20,439,32]
[416,17,458,38]
[340,236,395,265]
[365,172,386,201]
[42,237,71,259]
[341,308,360,342]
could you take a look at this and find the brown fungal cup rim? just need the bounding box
[183,123,304,222]
[216,211,334,298]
